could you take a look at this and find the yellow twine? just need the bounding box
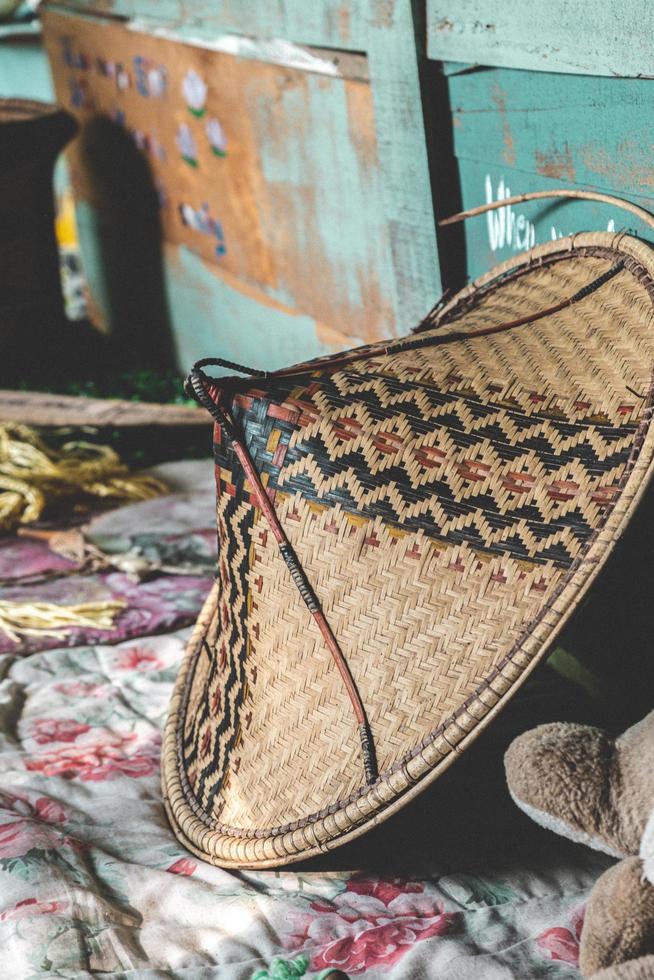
[0,424,165,532]
[0,599,126,643]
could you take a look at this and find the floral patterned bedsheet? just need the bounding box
[0,463,613,979]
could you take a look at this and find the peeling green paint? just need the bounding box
[444,64,654,281]
[251,66,396,322]
[449,68,654,199]
[165,245,355,371]
[0,37,54,100]
[74,200,113,322]
[42,0,441,366]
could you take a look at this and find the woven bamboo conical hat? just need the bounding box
[163,191,654,868]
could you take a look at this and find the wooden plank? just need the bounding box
[366,0,442,328]
[443,159,654,283]
[447,68,654,200]
[163,240,355,371]
[40,1,443,362]
[0,390,205,426]
[439,63,654,281]
[427,0,654,77]
[42,1,369,51]
[41,7,398,343]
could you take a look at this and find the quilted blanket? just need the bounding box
[0,462,612,979]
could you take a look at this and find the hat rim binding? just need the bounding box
[162,229,654,868]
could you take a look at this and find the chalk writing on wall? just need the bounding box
[484,175,616,253]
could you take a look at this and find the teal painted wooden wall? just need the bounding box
[427,1,654,77]
[440,63,654,280]
[40,0,443,371]
[6,2,654,372]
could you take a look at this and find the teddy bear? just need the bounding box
[504,710,654,978]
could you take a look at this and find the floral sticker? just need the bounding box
[182,68,208,117]
[96,58,130,93]
[133,55,168,99]
[60,36,90,71]
[206,117,228,157]
[176,123,198,168]
[110,111,167,163]
[179,202,227,257]
[68,77,92,111]
[155,180,168,210]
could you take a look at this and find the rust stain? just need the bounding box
[315,320,358,350]
[579,144,654,189]
[371,0,395,29]
[490,82,515,167]
[338,3,351,43]
[82,283,109,333]
[535,144,576,181]
[344,75,378,171]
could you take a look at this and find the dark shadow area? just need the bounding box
[549,471,654,734]
[295,666,605,875]
[412,2,467,294]
[77,114,176,371]
[0,100,76,386]
[1,107,177,390]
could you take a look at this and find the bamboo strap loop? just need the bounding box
[440,188,654,232]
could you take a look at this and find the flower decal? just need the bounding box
[166,858,197,876]
[182,68,207,117]
[176,122,198,168]
[31,719,90,745]
[536,906,585,965]
[282,876,453,974]
[0,897,69,922]
[54,680,108,698]
[147,66,167,98]
[25,730,160,782]
[115,645,163,671]
[0,792,68,859]
[205,117,227,157]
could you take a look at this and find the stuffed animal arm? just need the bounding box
[504,711,654,979]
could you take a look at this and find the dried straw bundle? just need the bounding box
[0,598,126,642]
[0,423,165,532]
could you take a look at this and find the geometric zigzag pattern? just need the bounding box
[181,466,254,813]
[169,243,654,860]
[215,366,637,568]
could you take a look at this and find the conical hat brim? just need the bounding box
[163,232,654,868]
